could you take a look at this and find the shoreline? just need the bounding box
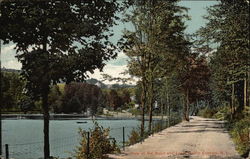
[1,114,168,121]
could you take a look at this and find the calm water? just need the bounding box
[2,119,141,159]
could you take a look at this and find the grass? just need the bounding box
[227,115,250,157]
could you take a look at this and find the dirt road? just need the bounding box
[109,116,242,159]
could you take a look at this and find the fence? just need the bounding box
[1,119,180,159]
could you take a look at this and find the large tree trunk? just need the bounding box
[42,40,50,159]
[183,89,190,121]
[244,75,247,109]
[160,98,163,128]
[236,80,244,113]
[140,79,146,138]
[42,89,50,159]
[148,80,153,134]
[248,71,250,107]
[231,83,235,119]
[186,89,190,121]
[167,92,170,127]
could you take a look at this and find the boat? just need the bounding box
[76,121,87,124]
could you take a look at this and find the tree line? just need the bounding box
[1,71,133,115]
[118,0,249,155]
[118,0,212,137]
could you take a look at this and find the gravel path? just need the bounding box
[109,116,242,159]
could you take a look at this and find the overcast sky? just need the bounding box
[1,1,218,84]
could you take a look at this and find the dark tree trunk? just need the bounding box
[160,98,164,125]
[42,40,50,159]
[248,71,250,107]
[231,83,235,119]
[42,89,50,159]
[148,80,153,134]
[186,89,190,121]
[235,80,244,114]
[167,92,170,127]
[183,89,189,121]
[244,75,247,109]
[140,79,146,138]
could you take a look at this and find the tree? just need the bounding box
[0,1,120,158]
[1,72,26,110]
[120,89,131,107]
[62,82,104,115]
[108,89,121,110]
[197,0,249,117]
[178,54,211,121]
[120,0,190,134]
[48,85,63,113]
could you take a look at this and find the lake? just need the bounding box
[1,119,142,159]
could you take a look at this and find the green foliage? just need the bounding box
[57,84,65,95]
[197,107,218,118]
[107,89,121,110]
[197,0,249,111]
[229,116,250,157]
[212,106,231,121]
[196,1,249,156]
[120,0,191,132]
[62,82,105,114]
[105,88,132,110]
[49,85,63,113]
[1,1,122,157]
[74,122,120,159]
[19,96,35,113]
[1,71,29,111]
[127,129,141,146]
[65,96,82,113]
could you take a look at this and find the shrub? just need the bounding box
[73,122,120,159]
[127,129,141,145]
[212,106,231,120]
[230,116,250,157]
[198,107,218,118]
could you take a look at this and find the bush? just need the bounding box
[229,116,250,157]
[197,107,218,118]
[73,122,120,159]
[212,106,231,120]
[127,129,141,145]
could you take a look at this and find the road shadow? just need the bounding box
[168,129,228,133]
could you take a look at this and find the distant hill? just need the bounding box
[86,78,135,89]
[86,78,107,88]
[108,83,135,89]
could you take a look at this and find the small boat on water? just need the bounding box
[76,121,87,124]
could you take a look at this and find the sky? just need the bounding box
[0,1,218,84]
